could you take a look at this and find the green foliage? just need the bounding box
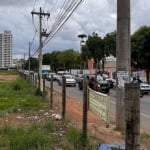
[42,49,80,71]
[0,73,104,150]
[84,32,104,62]
[140,133,150,143]
[131,25,150,82]
[0,79,43,112]
[12,81,21,91]
[24,57,38,71]
[0,124,58,150]
[103,31,116,57]
[66,126,95,150]
[0,70,18,75]
[131,25,150,70]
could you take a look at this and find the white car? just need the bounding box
[140,82,150,94]
[58,74,76,87]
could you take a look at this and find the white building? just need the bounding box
[0,30,13,69]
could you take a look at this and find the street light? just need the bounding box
[77,34,87,73]
[78,34,87,52]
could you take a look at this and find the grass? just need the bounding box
[0,71,102,150]
[0,79,44,112]
[0,70,18,75]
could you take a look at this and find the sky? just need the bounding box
[0,0,150,59]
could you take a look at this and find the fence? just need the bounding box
[88,88,110,126]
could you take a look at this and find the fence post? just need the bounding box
[82,77,88,145]
[50,75,53,109]
[43,78,45,93]
[35,75,37,87]
[125,83,140,150]
[62,76,66,120]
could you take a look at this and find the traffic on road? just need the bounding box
[44,72,150,133]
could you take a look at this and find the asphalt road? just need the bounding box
[46,80,150,132]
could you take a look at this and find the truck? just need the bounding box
[42,65,51,78]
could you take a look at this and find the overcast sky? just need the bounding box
[0,0,150,59]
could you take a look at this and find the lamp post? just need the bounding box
[78,34,87,73]
[78,34,87,52]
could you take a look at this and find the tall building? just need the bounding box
[0,30,13,69]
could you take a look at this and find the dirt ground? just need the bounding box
[0,74,149,149]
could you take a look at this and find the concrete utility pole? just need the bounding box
[125,83,140,150]
[31,7,50,89]
[28,41,31,72]
[116,0,131,130]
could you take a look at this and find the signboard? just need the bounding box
[88,88,110,125]
[117,71,129,88]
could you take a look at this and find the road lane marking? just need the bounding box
[110,101,150,119]
[141,113,150,118]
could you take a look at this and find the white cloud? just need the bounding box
[0,0,150,59]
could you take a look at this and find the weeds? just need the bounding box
[0,72,102,150]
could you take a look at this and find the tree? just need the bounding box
[131,26,150,83]
[103,31,116,57]
[56,49,78,71]
[25,57,38,71]
[83,32,104,70]
[43,51,62,71]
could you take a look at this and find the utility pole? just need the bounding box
[23,53,25,70]
[31,7,50,90]
[116,0,131,130]
[28,41,31,72]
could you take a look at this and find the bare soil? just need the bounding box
[0,74,149,149]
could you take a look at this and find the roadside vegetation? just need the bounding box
[0,71,101,150]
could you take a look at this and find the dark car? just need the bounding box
[78,74,110,94]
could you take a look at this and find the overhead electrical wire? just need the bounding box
[43,0,83,48]
[31,0,83,57]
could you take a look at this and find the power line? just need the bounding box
[30,0,83,56]
[43,0,83,48]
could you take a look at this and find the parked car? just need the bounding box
[58,74,76,87]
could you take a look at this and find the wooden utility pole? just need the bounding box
[50,75,53,109]
[82,77,88,145]
[116,0,131,130]
[31,8,50,90]
[62,76,66,120]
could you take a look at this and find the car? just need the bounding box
[140,82,150,94]
[77,74,94,90]
[58,74,76,87]
[78,74,110,94]
[46,72,57,81]
[96,75,110,93]
[131,77,150,96]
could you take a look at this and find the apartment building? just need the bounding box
[0,30,13,69]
